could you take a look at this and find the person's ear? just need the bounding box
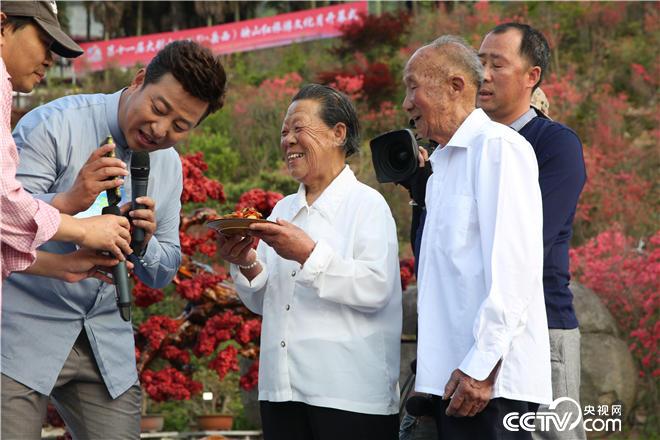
[450,75,465,94]
[1,12,7,37]
[333,122,347,147]
[128,68,147,91]
[528,66,542,90]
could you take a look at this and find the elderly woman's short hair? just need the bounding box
[292,84,360,157]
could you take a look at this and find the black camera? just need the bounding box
[369,129,419,184]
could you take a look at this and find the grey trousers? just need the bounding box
[1,332,141,440]
[532,328,587,440]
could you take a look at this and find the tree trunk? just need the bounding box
[85,1,91,40]
[136,1,143,36]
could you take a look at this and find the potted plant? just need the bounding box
[191,362,242,430]
[133,153,266,430]
[139,365,201,432]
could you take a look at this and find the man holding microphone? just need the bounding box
[2,36,227,439]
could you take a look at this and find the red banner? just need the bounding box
[73,2,367,73]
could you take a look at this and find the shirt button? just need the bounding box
[291,270,296,277]
[280,341,286,348]
[285,304,290,311]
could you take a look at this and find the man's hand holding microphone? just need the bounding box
[48,137,157,320]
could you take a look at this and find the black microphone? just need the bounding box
[102,204,131,322]
[130,152,150,255]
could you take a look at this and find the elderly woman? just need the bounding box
[218,84,402,440]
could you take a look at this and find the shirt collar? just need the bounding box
[509,107,537,132]
[288,165,357,221]
[443,108,491,150]
[105,89,130,155]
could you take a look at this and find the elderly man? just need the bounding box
[478,23,587,440]
[405,35,551,439]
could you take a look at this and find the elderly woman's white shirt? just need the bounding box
[231,165,402,415]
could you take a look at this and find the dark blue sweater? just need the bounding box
[520,116,586,329]
[413,115,586,329]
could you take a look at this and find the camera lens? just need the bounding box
[387,148,411,172]
[370,129,419,183]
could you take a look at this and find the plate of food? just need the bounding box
[206,207,273,235]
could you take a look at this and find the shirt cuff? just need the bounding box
[32,199,61,249]
[458,344,503,381]
[230,262,267,291]
[33,193,57,205]
[130,237,159,269]
[296,239,333,286]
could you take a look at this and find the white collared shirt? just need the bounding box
[415,109,552,405]
[231,166,402,415]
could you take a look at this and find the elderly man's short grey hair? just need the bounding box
[425,35,484,88]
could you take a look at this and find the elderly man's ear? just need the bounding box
[450,75,466,94]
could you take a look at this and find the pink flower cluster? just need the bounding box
[133,279,164,308]
[400,258,415,291]
[181,152,226,204]
[571,227,659,377]
[141,367,202,402]
[209,345,239,380]
[175,272,227,302]
[194,311,244,357]
[239,360,259,391]
[235,188,284,219]
[139,316,180,351]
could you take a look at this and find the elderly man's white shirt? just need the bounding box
[231,166,402,415]
[415,109,552,405]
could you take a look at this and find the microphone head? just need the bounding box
[130,152,150,179]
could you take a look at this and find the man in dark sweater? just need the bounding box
[478,23,587,439]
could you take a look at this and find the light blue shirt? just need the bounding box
[2,90,182,398]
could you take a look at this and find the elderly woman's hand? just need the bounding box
[249,219,315,266]
[217,233,258,267]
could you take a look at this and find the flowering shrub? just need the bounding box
[134,153,282,414]
[400,258,415,291]
[318,53,398,109]
[180,152,226,204]
[361,101,402,137]
[141,367,202,402]
[235,188,283,219]
[329,74,365,102]
[570,226,660,378]
[228,72,304,178]
[334,11,411,61]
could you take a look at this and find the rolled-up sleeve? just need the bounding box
[296,199,400,313]
[458,138,544,380]
[1,133,60,278]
